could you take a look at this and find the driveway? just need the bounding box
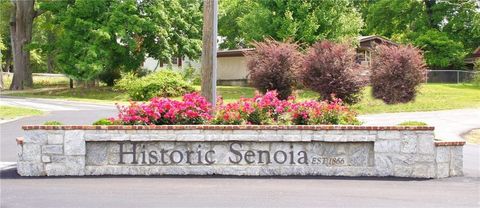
[0,96,117,162]
[0,96,115,111]
[360,108,480,140]
[1,97,479,208]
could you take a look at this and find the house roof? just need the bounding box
[216,36,398,57]
[358,35,398,46]
[217,48,254,57]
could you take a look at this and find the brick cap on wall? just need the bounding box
[434,140,466,146]
[22,125,435,131]
[16,137,24,145]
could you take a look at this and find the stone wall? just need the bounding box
[17,125,465,178]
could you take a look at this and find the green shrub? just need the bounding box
[398,121,428,126]
[136,67,151,77]
[115,72,137,91]
[115,70,195,100]
[182,66,201,85]
[98,68,121,86]
[92,118,114,125]
[43,121,63,125]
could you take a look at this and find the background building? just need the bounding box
[144,36,397,86]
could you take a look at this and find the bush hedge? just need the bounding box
[115,70,194,101]
[43,121,63,125]
[398,121,427,126]
[245,39,303,100]
[299,40,364,104]
[92,118,120,125]
[370,44,427,104]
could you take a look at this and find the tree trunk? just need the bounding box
[9,0,35,90]
[46,13,55,74]
[423,0,437,29]
[9,1,19,89]
[47,53,54,73]
[200,0,218,105]
[4,53,12,72]
[0,69,3,90]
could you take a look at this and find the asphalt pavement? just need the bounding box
[0,96,115,111]
[360,108,480,140]
[0,96,479,208]
[1,95,118,161]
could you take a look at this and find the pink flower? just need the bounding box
[116,90,359,126]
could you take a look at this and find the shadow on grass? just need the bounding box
[4,87,129,102]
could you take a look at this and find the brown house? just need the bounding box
[465,47,480,70]
[356,35,398,67]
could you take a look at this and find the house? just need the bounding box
[144,36,397,86]
[465,47,480,70]
[356,35,398,67]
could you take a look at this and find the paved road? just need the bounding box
[1,171,478,208]
[1,97,479,207]
[0,96,115,111]
[360,108,480,140]
[1,96,117,161]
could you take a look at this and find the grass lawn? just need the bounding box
[354,84,480,114]
[3,74,70,89]
[2,83,479,114]
[0,105,43,120]
[2,87,130,104]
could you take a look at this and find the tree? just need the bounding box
[218,0,255,49]
[432,0,480,52]
[169,0,203,61]
[43,0,203,86]
[414,30,466,69]
[8,0,50,90]
[9,0,43,90]
[365,0,427,38]
[0,1,12,74]
[364,0,480,69]
[219,0,363,49]
[351,0,373,34]
[30,11,60,73]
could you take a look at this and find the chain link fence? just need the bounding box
[427,70,478,84]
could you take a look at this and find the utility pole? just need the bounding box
[201,0,217,106]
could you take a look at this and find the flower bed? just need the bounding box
[114,91,360,126]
